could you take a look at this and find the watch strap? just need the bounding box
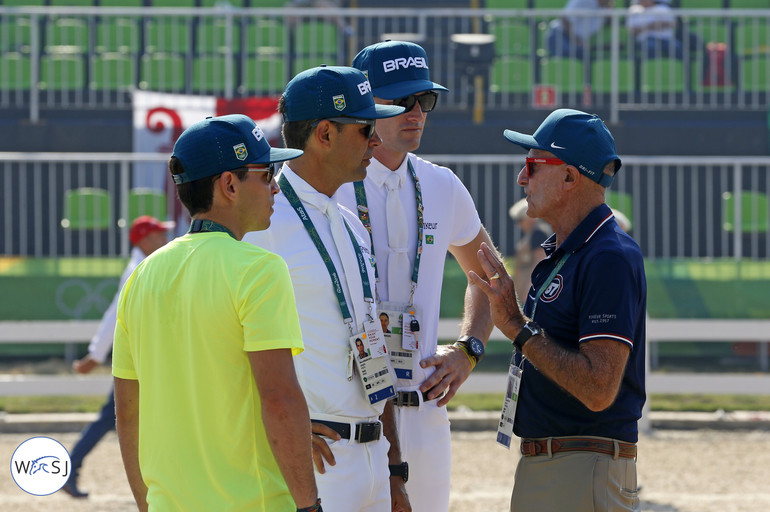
[389,462,409,483]
[513,321,541,352]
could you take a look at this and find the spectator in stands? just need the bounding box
[509,198,550,307]
[627,0,682,59]
[62,215,171,499]
[547,0,615,61]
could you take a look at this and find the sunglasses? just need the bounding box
[393,91,439,113]
[242,162,277,182]
[525,157,566,179]
[314,117,377,139]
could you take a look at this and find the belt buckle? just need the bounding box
[356,422,381,443]
[395,391,419,407]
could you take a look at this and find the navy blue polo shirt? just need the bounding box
[513,204,646,443]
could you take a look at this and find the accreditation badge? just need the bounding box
[378,302,414,380]
[349,332,396,404]
[496,361,523,449]
[401,305,421,352]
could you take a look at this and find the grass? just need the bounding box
[2,393,769,414]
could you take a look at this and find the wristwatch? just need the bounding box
[389,462,409,483]
[513,321,542,352]
[455,335,485,365]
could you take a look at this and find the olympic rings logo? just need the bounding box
[55,279,117,319]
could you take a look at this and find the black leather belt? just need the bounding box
[393,390,446,407]
[313,419,382,443]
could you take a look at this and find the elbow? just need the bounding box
[581,387,618,412]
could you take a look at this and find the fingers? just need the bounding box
[310,422,339,473]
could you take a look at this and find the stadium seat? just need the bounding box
[144,16,191,53]
[193,55,235,92]
[532,0,565,7]
[491,19,532,58]
[45,16,89,53]
[243,55,286,94]
[729,0,770,7]
[680,0,723,7]
[140,53,185,91]
[538,57,584,94]
[485,0,527,7]
[640,58,684,93]
[127,188,167,225]
[61,188,112,230]
[0,52,32,90]
[292,20,338,64]
[196,18,242,55]
[733,20,770,58]
[0,15,34,53]
[40,54,86,90]
[722,191,769,233]
[96,17,139,53]
[91,53,135,90]
[591,58,634,94]
[740,57,769,91]
[490,57,532,93]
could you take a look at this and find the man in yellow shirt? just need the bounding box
[112,114,321,511]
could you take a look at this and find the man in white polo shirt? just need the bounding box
[337,41,496,511]
[244,66,409,512]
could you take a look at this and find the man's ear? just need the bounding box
[564,166,579,187]
[313,120,334,147]
[218,171,239,201]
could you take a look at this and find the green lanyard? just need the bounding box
[279,174,373,331]
[529,252,571,321]
[188,219,236,240]
[353,158,424,302]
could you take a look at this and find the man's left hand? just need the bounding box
[389,476,411,512]
[418,344,473,408]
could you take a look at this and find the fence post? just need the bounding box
[30,13,40,124]
[609,10,620,125]
[732,163,742,260]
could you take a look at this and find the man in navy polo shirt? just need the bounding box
[469,108,645,511]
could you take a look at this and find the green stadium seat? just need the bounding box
[193,55,234,91]
[140,53,185,91]
[45,16,89,52]
[606,191,634,222]
[61,188,112,230]
[96,17,139,53]
[640,58,684,93]
[49,0,94,5]
[150,0,195,5]
[740,57,770,91]
[490,57,532,93]
[144,17,191,53]
[196,18,242,54]
[532,0,565,7]
[0,52,32,90]
[293,21,338,56]
[485,0,527,7]
[591,58,634,93]
[538,57,584,94]
[722,191,769,233]
[733,21,770,57]
[291,55,331,75]
[127,188,167,224]
[243,55,286,93]
[491,19,532,58]
[200,0,244,6]
[2,0,46,4]
[686,18,729,46]
[99,0,144,5]
[91,53,135,89]
[729,0,770,7]
[40,54,86,89]
[244,18,286,54]
[0,16,34,53]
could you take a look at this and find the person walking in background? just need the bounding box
[469,109,646,511]
[62,215,171,499]
[113,114,321,511]
[244,66,410,512]
[338,40,495,511]
[508,198,550,307]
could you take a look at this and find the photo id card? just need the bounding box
[349,332,396,404]
[496,363,523,449]
[401,306,421,351]
[378,303,414,380]
[363,318,387,358]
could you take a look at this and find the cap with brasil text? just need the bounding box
[503,109,621,188]
[282,65,405,122]
[129,215,174,245]
[171,114,304,184]
[353,40,448,100]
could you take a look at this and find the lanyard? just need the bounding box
[353,158,424,302]
[529,251,571,321]
[279,174,373,331]
[188,219,236,240]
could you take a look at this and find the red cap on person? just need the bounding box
[129,215,173,245]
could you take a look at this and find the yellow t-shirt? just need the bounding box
[113,232,303,511]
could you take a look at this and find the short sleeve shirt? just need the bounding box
[514,204,647,443]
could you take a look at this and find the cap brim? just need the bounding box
[503,129,544,151]
[256,147,304,164]
[347,104,405,119]
[159,220,176,230]
[373,80,449,100]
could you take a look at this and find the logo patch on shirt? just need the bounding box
[540,274,564,303]
[425,235,434,244]
[333,95,346,111]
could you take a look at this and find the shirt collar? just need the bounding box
[368,154,410,189]
[545,203,616,256]
[279,163,335,214]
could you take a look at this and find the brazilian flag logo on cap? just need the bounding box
[333,95,346,111]
[233,143,248,161]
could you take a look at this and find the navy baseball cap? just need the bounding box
[504,109,621,188]
[282,65,404,122]
[352,40,448,99]
[171,114,303,184]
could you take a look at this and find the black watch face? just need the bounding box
[469,338,484,357]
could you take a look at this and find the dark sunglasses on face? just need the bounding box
[393,91,439,113]
[313,117,377,139]
[243,162,277,182]
[525,157,565,179]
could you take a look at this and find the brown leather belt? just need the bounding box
[520,437,637,459]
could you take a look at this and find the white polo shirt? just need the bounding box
[244,165,383,420]
[337,154,481,391]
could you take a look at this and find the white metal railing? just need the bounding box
[1,7,770,121]
[2,152,770,259]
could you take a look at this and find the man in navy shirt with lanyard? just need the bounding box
[469,109,646,511]
[338,40,496,511]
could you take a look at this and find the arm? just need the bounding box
[114,376,148,512]
[467,242,629,411]
[249,349,319,509]
[419,227,496,407]
[381,400,411,512]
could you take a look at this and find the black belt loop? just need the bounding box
[313,419,381,443]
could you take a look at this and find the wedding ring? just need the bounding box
[490,272,500,280]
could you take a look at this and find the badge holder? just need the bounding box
[349,331,395,405]
[379,302,416,380]
[496,353,523,449]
